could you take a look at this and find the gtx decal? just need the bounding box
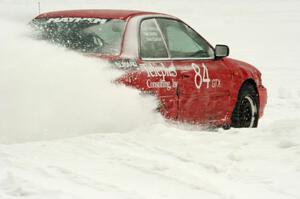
[211,79,221,88]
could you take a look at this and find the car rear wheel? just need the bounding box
[231,83,259,128]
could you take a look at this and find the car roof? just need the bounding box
[35,9,171,20]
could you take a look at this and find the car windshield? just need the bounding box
[31,18,126,55]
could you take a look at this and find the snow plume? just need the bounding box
[0,19,161,144]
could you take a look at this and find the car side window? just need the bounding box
[156,18,214,58]
[140,18,169,59]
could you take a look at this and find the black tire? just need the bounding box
[231,83,259,128]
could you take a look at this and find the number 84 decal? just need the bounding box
[192,63,210,89]
[192,63,221,90]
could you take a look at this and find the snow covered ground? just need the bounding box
[0,0,300,198]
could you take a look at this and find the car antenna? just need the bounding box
[37,2,41,14]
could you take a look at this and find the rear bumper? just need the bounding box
[258,85,267,118]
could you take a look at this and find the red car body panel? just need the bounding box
[36,9,164,20]
[34,9,267,127]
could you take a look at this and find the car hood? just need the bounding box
[223,57,263,86]
[225,57,260,74]
[224,57,262,82]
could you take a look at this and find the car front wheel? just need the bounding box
[231,83,259,128]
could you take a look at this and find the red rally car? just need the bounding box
[31,9,267,128]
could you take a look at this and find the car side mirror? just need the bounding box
[215,45,229,59]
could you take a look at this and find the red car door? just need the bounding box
[176,60,232,124]
[156,18,232,124]
[133,18,179,120]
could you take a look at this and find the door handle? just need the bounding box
[182,74,191,78]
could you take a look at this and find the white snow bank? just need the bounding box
[0,123,299,199]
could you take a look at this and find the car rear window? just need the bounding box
[31,18,126,55]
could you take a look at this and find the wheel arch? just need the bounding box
[240,79,258,94]
[227,78,259,125]
[235,78,259,110]
[230,78,260,127]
